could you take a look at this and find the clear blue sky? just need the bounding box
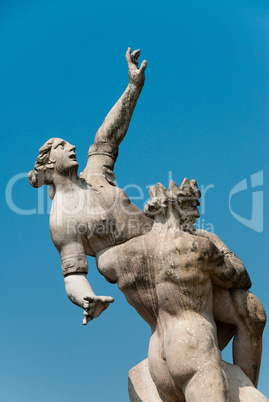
[1,0,268,401]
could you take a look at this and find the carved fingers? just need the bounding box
[125,47,134,64]
[82,295,114,325]
[140,59,147,74]
[131,49,140,67]
[126,47,147,87]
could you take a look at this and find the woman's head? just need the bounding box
[28,138,56,188]
[28,138,78,189]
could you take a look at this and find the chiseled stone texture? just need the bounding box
[98,180,266,401]
[28,48,267,401]
[128,359,268,402]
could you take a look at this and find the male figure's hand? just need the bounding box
[83,295,114,325]
[126,47,147,88]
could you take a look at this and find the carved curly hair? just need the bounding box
[144,178,201,217]
[28,138,56,188]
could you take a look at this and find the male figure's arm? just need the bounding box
[197,233,266,389]
[81,48,147,184]
[196,229,251,290]
[199,232,251,290]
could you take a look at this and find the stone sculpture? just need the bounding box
[29,48,267,401]
[98,180,266,401]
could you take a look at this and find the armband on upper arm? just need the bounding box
[87,142,119,186]
[61,254,88,276]
[88,142,119,160]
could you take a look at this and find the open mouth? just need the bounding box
[69,154,76,160]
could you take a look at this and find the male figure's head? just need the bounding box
[144,178,200,233]
[28,138,78,193]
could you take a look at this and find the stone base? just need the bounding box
[128,358,268,402]
[128,359,166,402]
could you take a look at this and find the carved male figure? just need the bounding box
[96,180,266,401]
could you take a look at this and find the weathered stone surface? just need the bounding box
[129,359,268,402]
[29,48,152,319]
[97,179,266,400]
[128,359,167,402]
[29,48,267,401]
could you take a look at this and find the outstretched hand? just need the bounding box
[126,47,147,88]
[83,295,114,325]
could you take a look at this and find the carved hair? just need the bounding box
[28,138,56,189]
[144,178,201,217]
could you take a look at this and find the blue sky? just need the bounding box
[1,0,268,400]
